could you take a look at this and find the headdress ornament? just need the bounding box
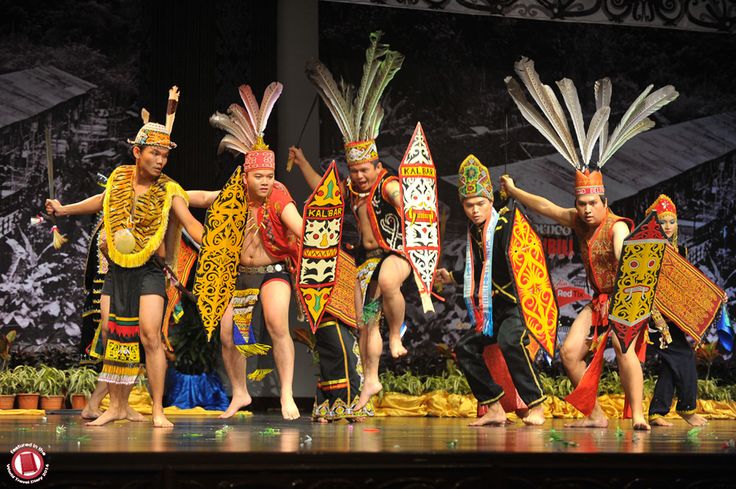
[209,82,283,172]
[457,154,493,201]
[504,57,678,196]
[306,31,404,167]
[127,86,180,149]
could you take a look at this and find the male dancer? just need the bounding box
[46,87,204,427]
[196,82,303,420]
[501,57,678,429]
[436,155,547,426]
[293,31,410,410]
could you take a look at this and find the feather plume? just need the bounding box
[360,49,404,140]
[238,85,261,134]
[353,31,389,136]
[514,58,579,167]
[210,112,248,146]
[227,104,257,147]
[217,134,250,155]
[556,78,587,162]
[505,77,576,168]
[581,106,610,166]
[370,105,385,142]
[594,78,612,161]
[306,60,356,141]
[600,85,678,166]
[600,118,656,166]
[141,108,150,124]
[256,82,283,136]
[603,84,653,156]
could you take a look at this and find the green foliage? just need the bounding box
[697,378,732,402]
[37,365,67,396]
[12,365,41,393]
[169,299,220,375]
[379,360,471,396]
[0,370,19,395]
[65,367,97,398]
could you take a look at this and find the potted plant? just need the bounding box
[66,367,98,409]
[13,365,40,409]
[37,365,66,410]
[0,370,18,409]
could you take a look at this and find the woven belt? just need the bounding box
[365,249,387,259]
[238,262,286,274]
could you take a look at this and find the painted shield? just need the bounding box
[608,212,668,352]
[506,203,559,358]
[654,245,726,344]
[296,161,344,332]
[193,166,247,340]
[399,122,440,313]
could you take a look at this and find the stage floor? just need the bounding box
[0,414,733,454]
[1,414,734,488]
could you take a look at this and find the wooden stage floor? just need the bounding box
[1,414,734,488]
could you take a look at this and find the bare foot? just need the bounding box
[126,407,147,422]
[469,402,507,426]
[219,393,252,419]
[86,407,126,426]
[355,380,382,411]
[281,396,300,420]
[650,417,673,427]
[521,405,545,426]
[389,334,408,359]
[632,416,651,431]
[81,405,103,420]
[680,412,708,426]
[152,413,174,428]
[565,415,609,428]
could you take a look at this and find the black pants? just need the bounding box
[648,324,698,418]
[454,303,545,407]
[312,319,373,420]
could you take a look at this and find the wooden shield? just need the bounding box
[399,122,440,313]
[506,203,559,358]
[654,245,726,344]
[608,213,668,352]
[192,167,247,340]
[296,161,344,332]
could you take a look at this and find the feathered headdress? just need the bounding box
[127,86,180,149]
[305,31,404,167]
[505,57,678,196]
[209,82,283,172]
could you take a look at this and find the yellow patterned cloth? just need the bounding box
[99,386,253,416]
[103,165,189,270]
[373,392,736,419]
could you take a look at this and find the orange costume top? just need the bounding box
[252,181,299,266]
[573,209,633,296]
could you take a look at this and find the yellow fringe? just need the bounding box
[103,166,188,269]
[52,228,68,249]
[236,343,272,358]
[247,369,273,381]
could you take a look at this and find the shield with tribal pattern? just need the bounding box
[506,202,558,358]
[400,122,440,313]
[608,212,668,352]
[296,161,345,332]
[193,167,248,340]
